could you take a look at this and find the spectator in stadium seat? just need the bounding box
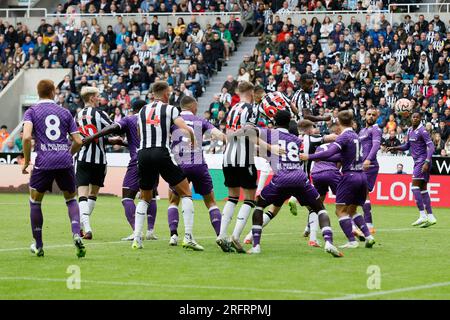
[222,75,238,96]
[0,125,9,149]
[396,164,405,174]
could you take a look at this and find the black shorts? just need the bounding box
[223,165,257,189]
[138,147,186,190]
[76,161,107,187]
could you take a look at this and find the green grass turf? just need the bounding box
[0,193,449,300]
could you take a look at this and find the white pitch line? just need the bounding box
[0,228,444,253]
[0,276,341,296]
[327,281,450,300]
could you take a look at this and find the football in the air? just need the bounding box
[394,98,413,115]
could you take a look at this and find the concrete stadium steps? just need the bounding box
[197,36,259,114]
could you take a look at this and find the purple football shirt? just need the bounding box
[260,127,305,173]
[117,115,139,167]
[399,123,434,162]
[309,128,363,173]
[170,111,215,166]
[23,100,78,170]
[311,143,340,174]
[359,124,382,165]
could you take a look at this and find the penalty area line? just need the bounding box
[0,276,344,296]
[327,281,450,300]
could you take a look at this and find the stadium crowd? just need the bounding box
[0,1,449,157]
[53,0,392,16]
[0,10,244,124]
[205,11,450,156]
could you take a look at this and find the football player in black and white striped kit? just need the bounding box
[218,81,260,253]
[132,81,203,251]
[76,87,116,240]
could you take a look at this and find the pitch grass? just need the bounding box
[0,193,449,300]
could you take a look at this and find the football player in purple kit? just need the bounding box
[167,96,228,250]
[309,123,342,247]
[387,112,437,227]
[247,110,342,257]
[301,110,376,249]
[22,79,86,258]
[358,107,382,234]
[82,100,159,241]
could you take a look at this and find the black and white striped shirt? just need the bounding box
[301,134,324,177]
[223,102,259,167]
[291,89,311,119]
[394,48,408,64]
[386,95,397,109]
[138,100,180,150]
[76,107,113,164]
[137,49,152,63]
[432,40,444,52]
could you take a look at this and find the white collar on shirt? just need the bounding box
[37,99,55,104]
[180,111,194,115]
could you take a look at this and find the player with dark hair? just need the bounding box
[22,79,85,257]
[301,111,376,249]
[167,96,228,249]
[133,81,201,251]
[247,110,342,257]
[358,107,382,234]
[82,100,159,241]
[387,112,436,227]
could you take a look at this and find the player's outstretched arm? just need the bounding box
[69,132,83,156]
[83,123,121,145]
[210,128,227,144]
[174,117,196,146]
[323,134,338,143]
[388,141,410,153]
[21,122,33,174]
[301,143,341,161]
[305,114,332,122]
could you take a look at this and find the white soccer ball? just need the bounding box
[394,98,413,115]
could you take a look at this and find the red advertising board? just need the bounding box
[323,174,450,208]
[247,172,450,208]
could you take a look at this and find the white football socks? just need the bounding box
[309,212,319,242]
[232,201,254,240]
[219,198,237,239]
[181,196,194,237]
[134,200,148,238]
[87,198,96,215]
[79,200,91,233]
